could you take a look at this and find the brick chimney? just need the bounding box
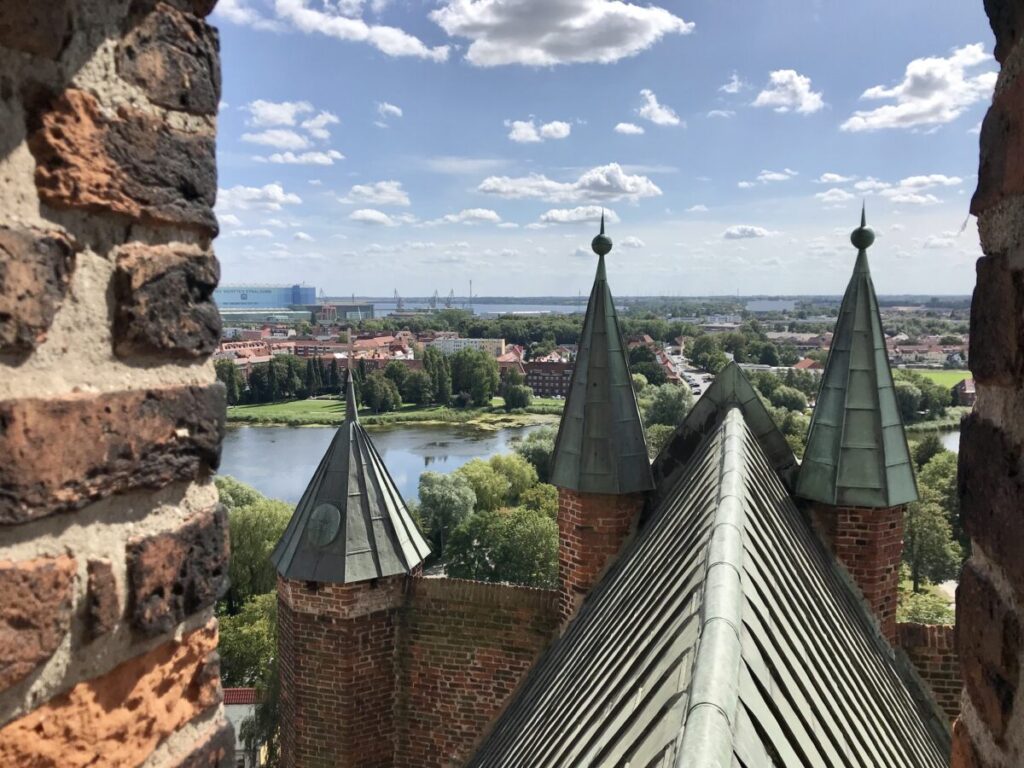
[272,373,430,766]
[796,207,917,644]
[549,216,654,624]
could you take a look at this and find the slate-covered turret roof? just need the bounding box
[271,372,430,583]
[796,207,918,508]
[550,216,653,495]
[467,370,949,767]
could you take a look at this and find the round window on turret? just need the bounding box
[307,503,341,548]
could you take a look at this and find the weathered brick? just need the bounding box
[984,0,1024,63]
[0,385,225,525]
[119,2,221,116]
[0,0,74,59]
[972,74,1024,217]
[0,555,76,692]
[897,622,961,721]
[0,226,76,355]
[970,255,1024,385]
[173,719,235,767]
[959,415,1024,596]
[28,89,217,234]
[0,621,221,768]
[85,558,119,642]
[956,563,1020,742]
[127,505,228,637]
[112,243,220,359]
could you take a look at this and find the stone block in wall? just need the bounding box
[113,243,221,359]
[0,386,225,525]
[127,505,228,637]
[959,414,1024,596]
[28,89,217,235]
[972,74,1024,217]
[85,559,119,643]
[951,717,983,768]
[956,563,1020,742]
[0,1,74,59]
[118,2,221,116]
[970,255,1023,385]
[984,0,1024,63]
[0,620,221,767]
[0,226,76,355]
[0,555,76,693]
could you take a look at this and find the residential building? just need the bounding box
[223,688,264,767]
[428,336,506,356]
[214,284,316,309]
[953,377,977,406]
[524,360,573,397]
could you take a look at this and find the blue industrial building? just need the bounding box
[213,284,316,309]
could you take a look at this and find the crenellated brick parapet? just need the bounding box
[897,622,960,722]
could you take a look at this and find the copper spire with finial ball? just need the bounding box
[591,211,613,257]
[850,201,875,251]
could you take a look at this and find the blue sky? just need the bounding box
[212,0,995,297]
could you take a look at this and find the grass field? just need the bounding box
[905,369,970,388]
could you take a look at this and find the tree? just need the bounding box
[489,453,538,504]
[918,450,962,546]
[631,361,667,386]
[401,370,435,406]
[645,423,676,459]
[644,383,693,427]
[503,384,533,410]
[520,483,558,519]
[515,426,557,483]
[422,347,452,406]
[903,500,962,591]
[450,348,500,406]
[362,371,402,412]
[631,373,648,395]
[912,434,945,470]
[456,459,511,512]
[215,359,243,405]
[769,385,807,412]
[417,472,476,556]
[219,593,277,687]
[383,361,409,392]
[895,380,923,422]
[217,477,292,613]
[446,507,558,588]
[689,335,728,373]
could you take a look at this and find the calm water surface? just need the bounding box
[218,423,547,503]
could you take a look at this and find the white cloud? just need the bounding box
[686,204,708,213]
[707,109,735,119]
[969,120,982,135]
[507,119,571,142]
[241,128,311,150]
[257,149,345,165]
[478,162,662,203]
[377,101,403,119]
[614,122,645,135]
[301,111,340,140]
[308,179,322,185]
[817,172,855,184]
[540,120,571,139]
[431,0,693,67]
[737,181,756,189]
[815,188,856,204]
[340,180,411,206]
[855,178,891,192]
[538,206,619,225]
[219,213,243,227]
[422,156,509,175]
[435,208,503,224]
[723,225,778,239]
[232,228,274,238]
[883,191,941,205]
[898,174,963,189]
[620,236,645,248]
[637,89,682,126]
[753,70,824,114]
[851,174,962,205]
[350,208,399,226]
[214,0,283,31]
[757,168,798,183]
[273,0,449,60]
[218,183,302,211]
[923,232,959,249]
[244,99,312,126]
[294,231,314,241]
[719,73,746,94]
[841,44,996,132]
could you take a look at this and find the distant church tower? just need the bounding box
[796,207,918,643]
[272,373,430,767]
[549,216,654,623]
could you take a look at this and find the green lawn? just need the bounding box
[906,369,970,388]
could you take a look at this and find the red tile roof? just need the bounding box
[224,687,258,705]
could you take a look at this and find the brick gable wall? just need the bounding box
[897,622,961,723]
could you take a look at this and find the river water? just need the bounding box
[218,423,547,503]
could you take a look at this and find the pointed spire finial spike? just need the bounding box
[851,203,875,251]
[600,210,605,235]
[861,201,867,228]
[591,212,613,257]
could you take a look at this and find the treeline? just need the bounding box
[686,320,802,373]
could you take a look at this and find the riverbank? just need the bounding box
[904,406,971,436]
[226,396,563,431]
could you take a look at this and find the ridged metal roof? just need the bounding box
[550,231,653,495]
[467,405,949,767]
[270,375,430,583]
[796,212,918,508]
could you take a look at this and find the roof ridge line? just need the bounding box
[675,407,746,767]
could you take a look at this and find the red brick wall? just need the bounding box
[557,488,645,622]
[897,622,961,722]
[393,578,559,767]
[812,504,904,643]
[277,576,406,768]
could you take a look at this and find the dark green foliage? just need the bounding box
[450,348,500,406]
[215,359,243,405]
[768,385,807,413]
[519,483,558,519]
[219,593,277,687]
[515,426,557,483]
[643,383,693,427]
[504,384,533,410]
[383,360,409,391]
[418,471,476,556]
[893,370,950,422]
[912,434,945,469]
[361,371,402,412]
[401,370,435,405]
[688,335,728,374]
[422,346,452,405]
[445,507,558,588]
[645,423,676,459]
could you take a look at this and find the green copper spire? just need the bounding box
[796,208,918,508]
[550,221,653,495]
[271,367,430,583]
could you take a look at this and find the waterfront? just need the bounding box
[218,423,547,503]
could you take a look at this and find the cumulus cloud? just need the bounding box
[723,225,778,239]
[215,0,283,30]
[753,70,824,114]
[540,120,571,139]
[431,0,693,67]
[218,183,302,211]
[478,162,662,203]
[707,109,735,119]
[686,204,708,213]
[719,73,746,94]
[817,172,855,184]
[737,181,756,189]
[219,213,243,227]
[433,208,503,224]
[257,149,345,165]
[923,232,959,249]
[301,111,340,139]
[757,168,798,183]
[614,122,645,135]
[244,99,312,126]
[841,44,996,132]
[241,128,311,150]
[339,180,411,206]
[377,101,403,119]
[637,89,682,126]
[852,173,963,205]
[815,188,856,204]
[538,206,619,224]
[506,119,571,142]
[294,231,314,241]
[620,236,645,248]
[232,228,274,238]
[350,208,400,226]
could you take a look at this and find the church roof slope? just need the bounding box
[796,210,918,508]
[467,407,948,768]
[270,375,430,583]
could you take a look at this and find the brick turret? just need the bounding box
[549,217,654,623]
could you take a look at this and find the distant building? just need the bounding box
[428,337,506,356]
[793,358,823,371]
[223,688,264,767]
[952,377,976,406]
[524,361,573,397]
[214,284,316,309]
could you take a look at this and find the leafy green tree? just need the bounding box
[217,477,292,612]
[240,656,280,768]
[918,450,962,546]
[219,593,277,687]
[401,370,435,406]
[446,507,558,588]
[520,483,558,519]
[215,359,243,405]
[894,380,923,422]
[631,373,648,395]
[362,371,402,412]
[644,383,693,427]
[503,384,533,410]
[689,335,728,373]
[450,348,500,406]
[488,453,538,504]
[628,345,658,366]
[645,423,676,459]
[422,347,452,405]
[769,385,807,413]
[515,426,557,483]
[912,434,945,470]
[631,361,667,386]
[897,587,954,624]
[417,472,476,556]
[383,361,409,392]
[904,500,962,591]
[456,459,511,512]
